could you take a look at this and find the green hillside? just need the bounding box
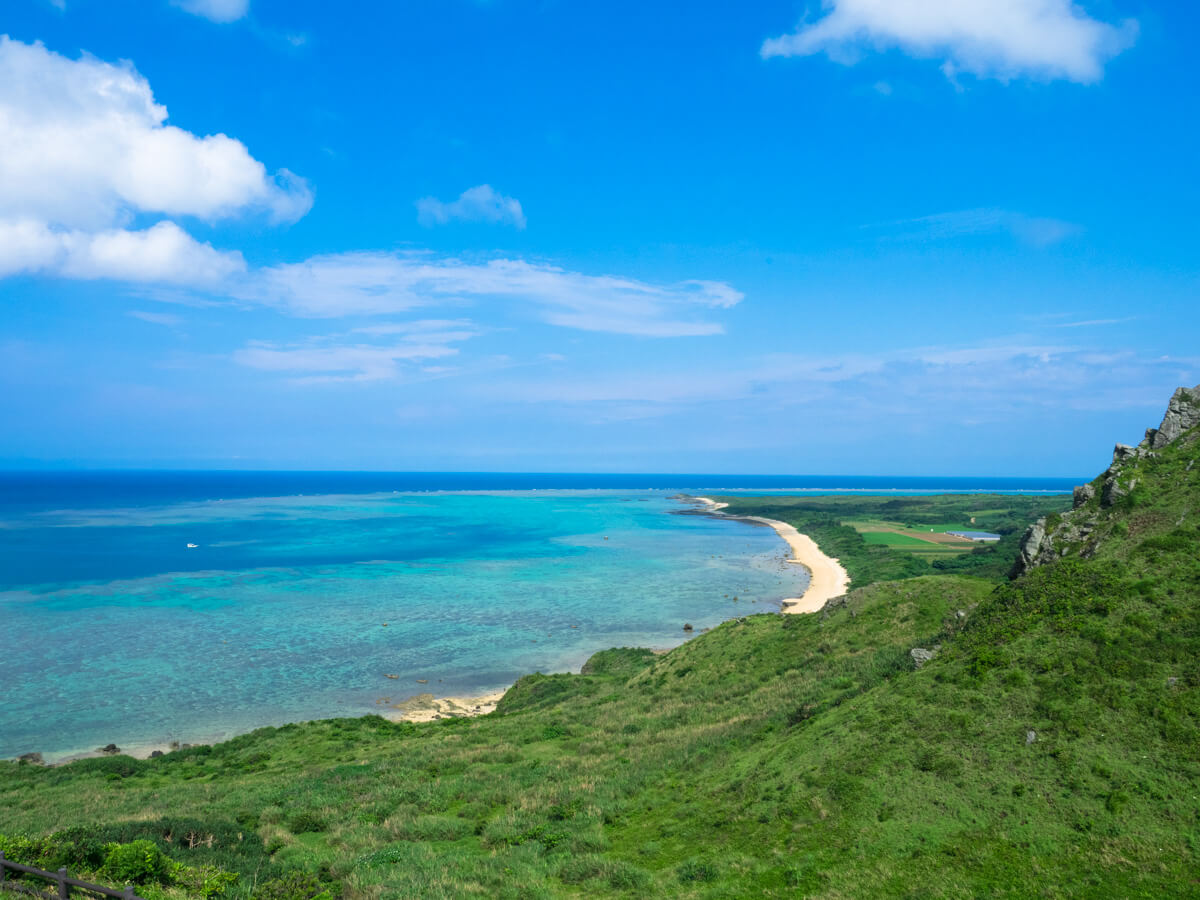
[2,391,1198,899]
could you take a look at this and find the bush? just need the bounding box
[558,855,649,890]
[253,871,333,900]
[676,858,718,883]
[287,812,328,834]
[0,834,54,868]
[103,840,170,885]
[170,863,239,899]
[388,815,473,842]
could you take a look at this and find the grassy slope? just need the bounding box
[1,445,1197,898]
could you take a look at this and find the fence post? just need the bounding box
[1,850,6,886]
[57,866,70,899]
[123,886,136,900]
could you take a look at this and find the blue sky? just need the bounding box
[1,0,1196,475]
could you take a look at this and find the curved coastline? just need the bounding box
[26,497,821,765]
[692,496,850,613]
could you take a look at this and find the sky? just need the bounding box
[1,0,1197,476]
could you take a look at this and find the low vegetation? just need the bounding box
[2,424,1197,898]
[717,492,1069,587]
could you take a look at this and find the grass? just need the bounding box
[1,433,1197,898]
[859,530,944,547]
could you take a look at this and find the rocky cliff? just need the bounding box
[1012,384,1200,576]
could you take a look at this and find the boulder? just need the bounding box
[1102,475,1136,508]
[98,743,121,755]
[17,752,44,765]
[910,648,936,669]
[1013,518,1048,575]
[1072,483,1095,508]
[1026,730,1037,745]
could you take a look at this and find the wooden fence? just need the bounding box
[0,853,143,900]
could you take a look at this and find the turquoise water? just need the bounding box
[0,488,809,760]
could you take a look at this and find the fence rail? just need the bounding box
[0,853,143,900]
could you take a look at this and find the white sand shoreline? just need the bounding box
[692,496,850,613]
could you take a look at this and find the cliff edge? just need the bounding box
[1013,384,1200,576]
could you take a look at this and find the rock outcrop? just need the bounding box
[1143,385,1200,449]
[1013,384,1200,576]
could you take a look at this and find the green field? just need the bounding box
[859,530,944,546]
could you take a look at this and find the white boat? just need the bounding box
[186,543,198,549]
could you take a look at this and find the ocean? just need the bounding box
[0,471,1077,760]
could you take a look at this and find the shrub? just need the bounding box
[558,855,649,891]
[253,871,332,900]
[676,857,718,883]
[388,815,473,842]
[288,812,328,834]
[103,840,170,885]
[170,863,239,899]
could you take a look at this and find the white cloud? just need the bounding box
[877,208,1082,247]
[0,220,245,284]
[231,253,741,337]
[0,35,307,288]
[761,0,1137,83]
[417,184,527,229]
[0,37,309,229]
[172,0,249,24]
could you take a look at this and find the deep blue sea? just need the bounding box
[0,471,1077,760]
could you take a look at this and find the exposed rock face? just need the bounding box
[1144,385,1200,450]
[1012,385,1199,577]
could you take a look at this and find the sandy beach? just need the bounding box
[383,689,508,723]
[694,496,850,613]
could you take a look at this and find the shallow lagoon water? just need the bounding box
[0,487,809,760]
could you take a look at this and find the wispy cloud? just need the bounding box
[762,0,1137,84]
[416,184,526,229]
[1053,317,1135,329]
[127,310,185,328]
[234,340,462,384]
[171,0,249,24]
[229,253,741,337]
[477,342,1192,426]
[231,317,486,383]
[873,208,1082,247]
